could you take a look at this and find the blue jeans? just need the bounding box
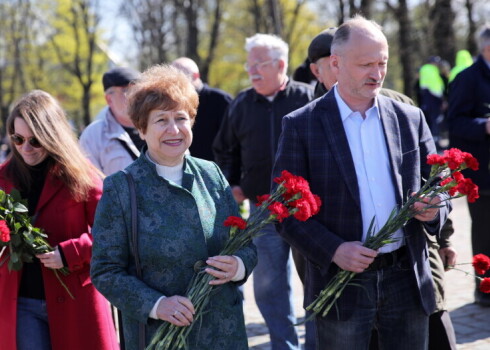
[251,205,299,350]
[17,297,52,350]
[315,256,428,350]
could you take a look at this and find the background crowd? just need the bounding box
[0,5,489,350]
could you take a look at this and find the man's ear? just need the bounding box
[330,55,340,72]
[309,62,321,80]
[104,93,111,106]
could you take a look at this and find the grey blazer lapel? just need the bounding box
[379,97,403,205]
[318,92,361,209]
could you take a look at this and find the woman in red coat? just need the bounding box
[0,90,119,350]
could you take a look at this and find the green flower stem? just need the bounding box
[53,269,75,299]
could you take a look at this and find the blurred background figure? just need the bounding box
[448,24,490,307]
[172,57,232,162]
[0,90,118,350]
[80,67,142,176]
[419,56,445,150]
[449,50,473,83]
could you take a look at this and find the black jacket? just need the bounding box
[190,84,232,161]
[448,55,490,192]
[213,79,313,200]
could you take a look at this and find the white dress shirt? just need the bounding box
[334,86,404,253]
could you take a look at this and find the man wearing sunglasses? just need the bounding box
[79,67,142,176]
[213,34,313,350]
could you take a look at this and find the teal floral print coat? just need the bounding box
[91,154,257,350]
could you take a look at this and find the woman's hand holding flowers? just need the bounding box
[205,255,239,285]
[36,246,63,269]
[157,296,195,326]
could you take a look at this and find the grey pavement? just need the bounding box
[243,197,490,349]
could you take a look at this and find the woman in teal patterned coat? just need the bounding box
[90,65,257,350]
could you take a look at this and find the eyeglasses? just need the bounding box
[10,134,42,148]
[244,59,277,72]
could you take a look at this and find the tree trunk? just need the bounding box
[465,0,478,56]
[268,0,283,36]
[396,0,414,98]
[201,0,223,83]
[430,0,456,65]
[184,0,200,63]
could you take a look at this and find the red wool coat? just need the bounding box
[0,163,119,350]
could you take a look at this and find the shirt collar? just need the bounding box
[333,85,379,121]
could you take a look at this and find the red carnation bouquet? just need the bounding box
[307,148,481,318]
[147,170,321,350]
[0,189,73,299]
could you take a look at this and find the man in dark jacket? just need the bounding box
[308,24,457,350]
[448,25,490,307]
[172,57,232,162]
[213,33,313,350]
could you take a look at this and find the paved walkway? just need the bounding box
[243,197,490,349]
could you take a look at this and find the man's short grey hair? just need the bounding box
[478,24,490,51]
[331,15,385,56]
[245,33,289,64]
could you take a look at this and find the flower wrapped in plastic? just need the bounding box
[307,148,480,318]
[0,189,73,299]
[146,170,321,350]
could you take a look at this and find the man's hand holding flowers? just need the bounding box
[332,242,377,273]
[411,192,442,222]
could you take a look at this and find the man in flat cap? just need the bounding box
[80,67,143,175]
[308,27,338,98]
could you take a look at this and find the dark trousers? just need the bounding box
[370,311,456,350]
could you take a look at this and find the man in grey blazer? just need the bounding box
[272,16,451,349]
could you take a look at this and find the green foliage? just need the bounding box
[207,0,326,95]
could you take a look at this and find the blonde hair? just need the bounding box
[7,90,103,201]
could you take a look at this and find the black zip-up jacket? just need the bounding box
[213,79,314,200]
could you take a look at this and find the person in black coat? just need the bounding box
[172,57,232,162]
[447,25,490,307]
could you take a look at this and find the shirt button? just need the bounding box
[57,296,65,303]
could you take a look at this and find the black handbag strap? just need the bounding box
[122,169,145,350]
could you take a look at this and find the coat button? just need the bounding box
[57,296,65,303]
[193,260,206,273]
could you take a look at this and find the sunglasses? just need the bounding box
[10,134,42,148]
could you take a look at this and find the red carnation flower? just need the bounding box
[443,148,465,170]
[268,202,290,222]
[462,152,479,171]
[427,154,446,166]
[290,198,313,221]
[313,195,322,215]
[453,171,464,182]
[455,178,479,203]
[274,170,311,200]
[473,254,490,275]
[440,177,453,187]
[480,278,490,294]
[255,194,271,207]
[223,216,247,230]
[0,220,10,243]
